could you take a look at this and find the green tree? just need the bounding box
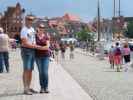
[76,28,94,42]
[125,21,133,38]
[76,28,95,51]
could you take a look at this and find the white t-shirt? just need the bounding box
[0,33,10,52]
[20,26,36,45]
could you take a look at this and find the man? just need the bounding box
[20,15,38,95]
[0,27,10,73]
[69,42,75,59]
[108,45,115,69]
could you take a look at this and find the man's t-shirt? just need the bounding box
[20,26,36,47]
[0,33,9,52]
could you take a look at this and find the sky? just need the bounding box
[0,0,132,22]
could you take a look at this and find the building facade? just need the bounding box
[112,16,125,39]
[31,13,90,41]
[101,19,113,41]
[0,3,25,38]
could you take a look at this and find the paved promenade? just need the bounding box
[0,49,92,100]
[60,48,133,100]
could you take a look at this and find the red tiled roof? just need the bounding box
[63,13,80,21]
[49,20,58,26]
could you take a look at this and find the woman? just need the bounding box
[114,42,122,72]
[123,43,131,72]
[35,24,50,93]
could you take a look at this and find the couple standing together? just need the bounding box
[21,15,50,95]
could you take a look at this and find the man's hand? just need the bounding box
[34,45,41,49]
[35,45,49,50]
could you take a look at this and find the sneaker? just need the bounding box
[6,70,9,73]
[40,88,49,93]
[24,90,32,95]
[29,88,38,94]
[40,89,45,93]
[124,68,128,72]
[44,88,49,93]
[0,70,3,73]
[117,69,120,72]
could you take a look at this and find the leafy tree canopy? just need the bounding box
[125,21,133,38]
[76,28,94,42]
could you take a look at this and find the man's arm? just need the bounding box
[21,38,37,49]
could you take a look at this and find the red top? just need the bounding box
[35,34,50,57]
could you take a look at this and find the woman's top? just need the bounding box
[36,33,50,57]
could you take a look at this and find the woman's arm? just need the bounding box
[36,40,50,50]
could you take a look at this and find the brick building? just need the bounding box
[32,13,89,41]
[48,13,88,38]
[0,3,25,38]
[0,13,2,27]
[48,17,67,37]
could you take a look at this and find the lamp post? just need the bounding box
[22,8,25,26]
[114,0,116,17]
[5,20,7,34]
[118,0,121,16]
[118,0,122,40]
[97,0,101,42]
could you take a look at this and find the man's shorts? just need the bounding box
[21,47,35,70]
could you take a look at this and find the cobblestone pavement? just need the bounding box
[0,49,92,100]
[60,48,133,100]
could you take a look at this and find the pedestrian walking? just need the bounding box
[11,39,17,51]
[49,42,55,59]
[54,41,60,63]
[0,27,10,73]
[122,43,131,72]
[113,42,122,72]
[108,45,114,69]
[60,43,66,59]
[69,43,75,59]
[20,15,38,95]
[129,42,133,68]
[35,24,50,93]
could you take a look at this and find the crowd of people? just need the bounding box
[108,42,132,72]
[1,14,133,96]
[50,41,75,62]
